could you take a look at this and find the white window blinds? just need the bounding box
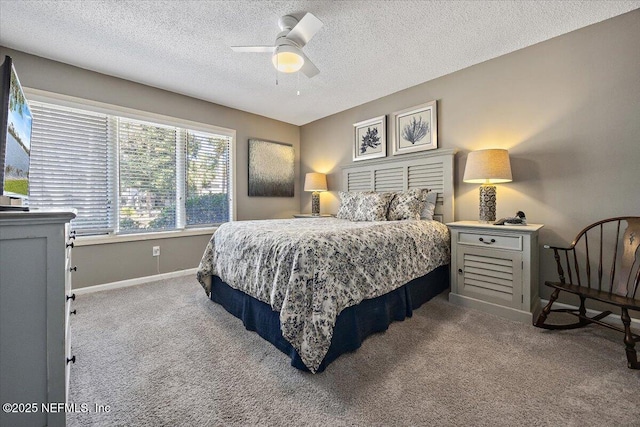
[28,99,234,236]
[29,102,115,234]
[186,130,231,225]
[117,118,177,232]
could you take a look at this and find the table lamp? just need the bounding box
[463,149,512,223]
[304,172,328,216]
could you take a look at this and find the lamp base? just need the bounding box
[311,192,320,216]
[479,185,496,223]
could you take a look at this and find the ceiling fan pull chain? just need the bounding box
[297,71,300,96]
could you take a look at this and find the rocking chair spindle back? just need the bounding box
[535,217,640,369]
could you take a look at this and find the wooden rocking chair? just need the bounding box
[534,217,640,369]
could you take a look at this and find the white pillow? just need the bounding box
[421,191,438,220]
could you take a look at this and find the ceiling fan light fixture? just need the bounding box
[272,45,304,73]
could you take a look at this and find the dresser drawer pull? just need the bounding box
[67,356,76,365]
[478,237,496,245]
[70,309,77,315]
[66,293,76,301]
[66,241,74,248]
[69,266,77,272]
[458,268,463,274]
[68,230,77,240]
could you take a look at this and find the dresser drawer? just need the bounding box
[458,231,522,251]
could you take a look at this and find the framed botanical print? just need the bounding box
[391,100,437,155]
[353,115,386,162]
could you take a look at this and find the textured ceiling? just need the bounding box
[1,1,638,125]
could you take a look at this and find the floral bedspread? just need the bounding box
[196,218,450,372]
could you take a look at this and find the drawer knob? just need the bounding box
[70,309,77,315]
[67,355,76,365]
[68,231,77,240]
[66,293,76,301]
[69,266,77,272]
[66,241,74,248]
[458,268,463,274]
[478,237,496,245]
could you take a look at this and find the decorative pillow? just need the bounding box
[336,191,362,220]
[387,188,428,220]
[421,191,438,221]
[337,191,393,221]
[350,192,394,221]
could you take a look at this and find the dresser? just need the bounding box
[447,221,544,323]
[0,209,76,427]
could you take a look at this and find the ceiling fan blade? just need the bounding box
[300,54,319,78]
[286,13,323,47]
[230,46,275,53]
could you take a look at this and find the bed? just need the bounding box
[197,149,455,372]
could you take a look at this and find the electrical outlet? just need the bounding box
[152,246,160,257]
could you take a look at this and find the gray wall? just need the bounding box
[0,47,300,288]
[3,10,639,291]
[72,235,213,287]
[300,10,640,303]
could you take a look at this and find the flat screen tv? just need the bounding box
[0,55,32,209]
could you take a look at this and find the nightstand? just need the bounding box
[293,214,334,218]
[447,221,544,323]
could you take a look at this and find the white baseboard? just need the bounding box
[541,299,640,327]
[73,268,198,295]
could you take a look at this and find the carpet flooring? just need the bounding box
[67,275,640,426]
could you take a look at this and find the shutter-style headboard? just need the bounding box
[341,149,455,223]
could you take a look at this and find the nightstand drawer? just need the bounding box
[458,231,522,251]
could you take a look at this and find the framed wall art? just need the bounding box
[390,100,437,155]
[248,139,295,197]
[353,115,386,162]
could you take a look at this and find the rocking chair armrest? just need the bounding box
[544,244,574,252]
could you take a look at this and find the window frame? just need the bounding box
[25,88,237,243]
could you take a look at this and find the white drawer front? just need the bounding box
[458,231,522,251]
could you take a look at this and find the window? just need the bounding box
[185,130,231,226]
[29,103,114,234]
[117,118,177,232]
[28,99,234,236]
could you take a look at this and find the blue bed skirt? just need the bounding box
[209,264,449,373]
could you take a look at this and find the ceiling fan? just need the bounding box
[231,13,323,78]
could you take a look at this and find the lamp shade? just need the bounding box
[304,172,327,192]
[272,45,305,73]
[463,149,513,184]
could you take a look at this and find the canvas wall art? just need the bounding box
[248,139,295,197]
